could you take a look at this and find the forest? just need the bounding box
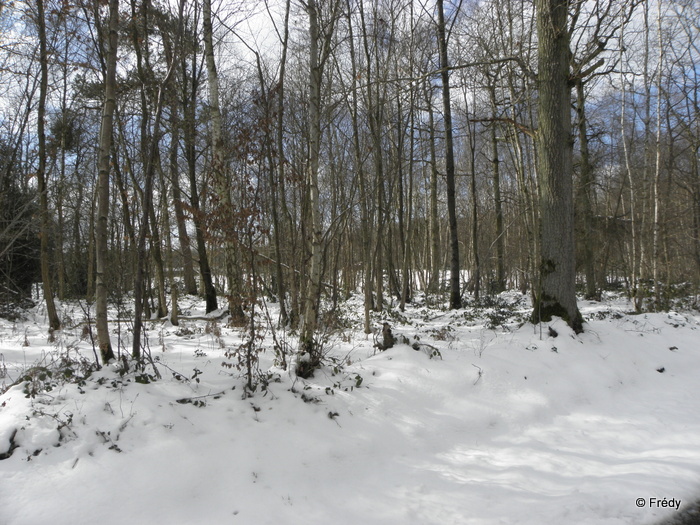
[2,1,700,523]
[1,0,699,372]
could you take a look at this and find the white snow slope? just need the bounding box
[0,293,698,525]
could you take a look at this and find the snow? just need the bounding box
[1,294,699,524]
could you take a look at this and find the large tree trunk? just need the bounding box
[531,0,583,332]
[94,0,119,363]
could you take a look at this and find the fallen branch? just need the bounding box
[411,341,442,360]
[69,310,229,329]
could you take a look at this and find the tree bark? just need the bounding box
[464,84,480,300]
[299,0,324,365]
[425,84,440,295]
[574,79,598,300]
[619,29,641,312]
[162,161,179,326]
[203,0,244,323]
[181,38,218,313]
[436,0,462,309]
[36,0,61,331]
[469,132,480,301]
[344,0,372,333]
[652,0,663,310]
[130,0,183,358]
[298,0,339,374]
[531,0,582,332]
[95,0,119,362]
[270,0,291,326]
[168,98,198,296]
[488,84,506,293]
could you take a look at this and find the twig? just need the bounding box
[472,364,483,385]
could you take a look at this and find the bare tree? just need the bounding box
[531,0,582,332]
[35,0,61,331]
[130,0,183,358]
[179,4,218,313]
[436,0,462,309]
[298,0,340,376]
[203,0,245,323]
[94,0,119,363]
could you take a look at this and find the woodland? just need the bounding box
[2,2,700,523]
[1,0,699,375]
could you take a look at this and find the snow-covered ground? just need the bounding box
[0,293,698,525]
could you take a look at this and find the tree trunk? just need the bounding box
[488,84,506,293]
[271,6,299,328]
[168,98,198,296]
[86,187,96,301]
[436,0,462,309]
[531,0,582,332]
[299,0,324,366]
[465,85,480,300]
[425,85,440,295]
[619,32,641,312]
[71,163,85,296]
[652,0,663,310]
[574,79,598,300]
[358,0,386,313]
[469,140,480,301]
[94,0,119,363]
[344,0,372,333]
[36,0,61,331]
[399,93,414,311]
[203,0,244,323]
[693,157,700,292]
[130,0,183,358]
[266,0,291,326]
[56,127,66,300]
[182,9,217,313]
[298,0,339,374]
[147,174,168,319]
[506,73,537,295]
[162,163,179,326]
